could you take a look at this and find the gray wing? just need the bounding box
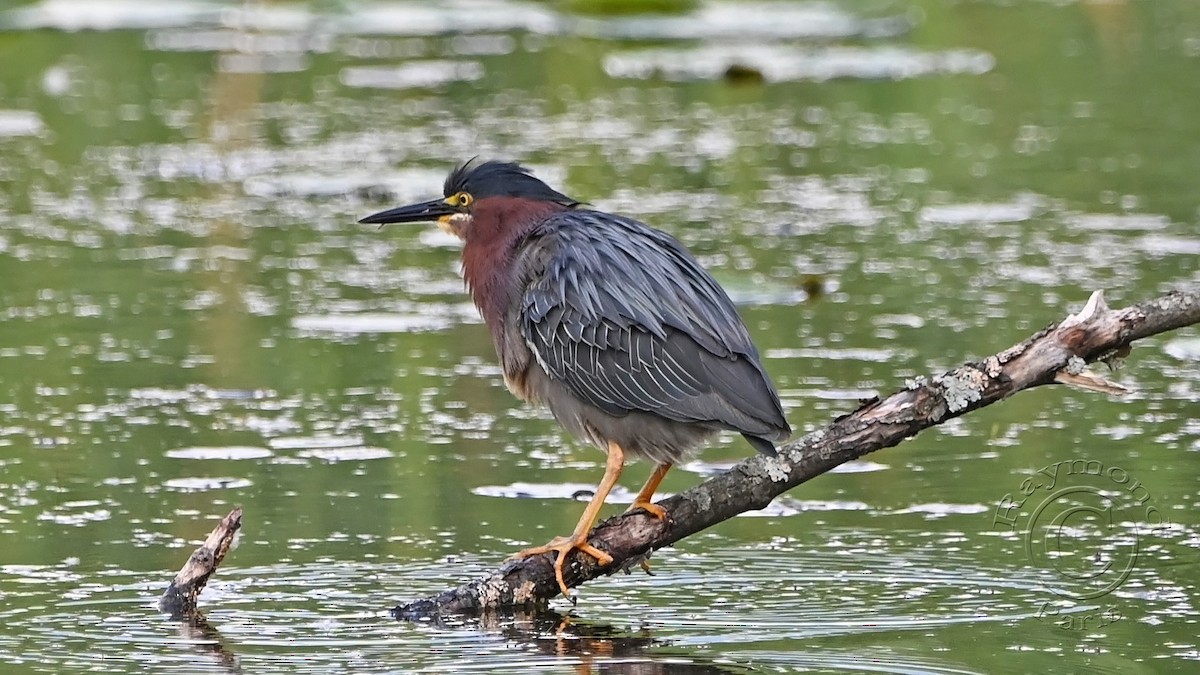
[518,211,789,444]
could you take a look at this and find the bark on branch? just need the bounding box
[393,289,1199,619]
[159,506,243,616]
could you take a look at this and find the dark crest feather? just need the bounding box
[444,158,579,206]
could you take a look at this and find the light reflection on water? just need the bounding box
[0,543,1102,674]
[13,525,1191,674]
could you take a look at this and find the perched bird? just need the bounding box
[360,159,790,596]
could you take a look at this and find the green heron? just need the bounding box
[360,159,790,596]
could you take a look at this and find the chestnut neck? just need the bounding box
[461,196,569,329]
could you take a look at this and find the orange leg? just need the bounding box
[626,462,672,520]
[511,442,625,597]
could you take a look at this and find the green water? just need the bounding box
[0,0,1197,672]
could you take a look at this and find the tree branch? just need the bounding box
[159,506,243,616]
[393,289,1199,619]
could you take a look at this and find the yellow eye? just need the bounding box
[447,191,473,207]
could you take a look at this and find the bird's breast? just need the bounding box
[458,216,549,404]
[491,299,541,404]
[461,250,539,405]
[501,367,534,403]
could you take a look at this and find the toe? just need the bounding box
[509,545,549,561]
[553,556,571,597]
[629,501,668,521]
[576,541,613,566]
[510,536,572,560]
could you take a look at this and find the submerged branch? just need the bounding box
[159,506,243,616]
[394,289,1199,618]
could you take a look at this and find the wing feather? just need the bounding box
[518,211,789,440]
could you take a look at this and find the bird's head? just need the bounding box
[359,158,578,240]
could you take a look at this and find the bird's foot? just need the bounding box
[510,535,613,597]
[626,500,668,521]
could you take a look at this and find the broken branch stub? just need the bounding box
[159,507,243,616]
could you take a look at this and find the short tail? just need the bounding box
[743,432,785,457]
